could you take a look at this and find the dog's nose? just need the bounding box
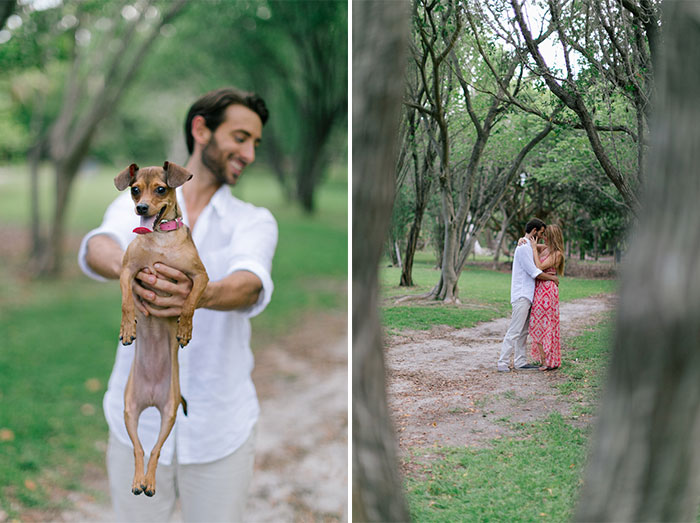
[136,203,149,215]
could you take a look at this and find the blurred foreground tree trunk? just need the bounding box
[576,3,700,521]
[352,1,410,521]
[31,0,187,276]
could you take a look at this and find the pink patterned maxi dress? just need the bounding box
[529,251,561,368]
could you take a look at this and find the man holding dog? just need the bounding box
[79,88,277,521]
[497,218,558,372]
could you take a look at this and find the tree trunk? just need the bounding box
[0,0,16,30]
[31,0,188,277]
[28,143,43,262]
[352,1,410,521]
[400,218,419,286]
[576,3,700,520]
[38,164,76,275]
[296,116,334,213]
[492,205,509,264]
[594,227,600,261]
[432,217,460,303]
[400,200,427,287]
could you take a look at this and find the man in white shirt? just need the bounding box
[497,218,558,372]
[78,87,278,521]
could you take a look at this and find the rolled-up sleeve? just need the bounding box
[225,207,278,318]
[77,193,136,281]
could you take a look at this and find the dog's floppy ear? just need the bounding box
[115,163,139,191]
[163,161,193,188]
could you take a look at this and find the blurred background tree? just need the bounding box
[0,0,347,276]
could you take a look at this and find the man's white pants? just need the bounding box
[498,297,532,370]
[106,425,256,522]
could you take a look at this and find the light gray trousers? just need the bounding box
[498,297,532,370]
[106,425,256,523]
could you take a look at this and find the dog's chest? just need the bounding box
[133,230,195,269]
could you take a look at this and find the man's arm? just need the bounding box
[200,271,261,310]
[536,272,559,286]
[85,234,124,280]
[86,235,264,316]
[129,263,262,318]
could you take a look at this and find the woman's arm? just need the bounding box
[533,247,561,272]
[531,240,542,268]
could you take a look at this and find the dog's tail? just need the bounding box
[181,396,188,416]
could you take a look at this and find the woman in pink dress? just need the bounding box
[529,224,565,371]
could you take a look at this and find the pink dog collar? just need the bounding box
[159,217,184,232]
[132,217,184,235]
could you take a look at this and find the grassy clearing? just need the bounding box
[0,163,347,517]
[406,413,587,522]
[404,317,614,522]
[380,257,616,332]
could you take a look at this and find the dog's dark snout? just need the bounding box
[136,203,149,215]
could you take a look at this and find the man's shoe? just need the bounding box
[515,364,539,370]
[497,367,511,373]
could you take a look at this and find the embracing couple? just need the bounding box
[497,218,565,373]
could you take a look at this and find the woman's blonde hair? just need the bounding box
[545,224,565,275]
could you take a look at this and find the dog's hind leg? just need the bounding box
[141,398,178,497]
[141,335,181,497]
[124,386,147,495]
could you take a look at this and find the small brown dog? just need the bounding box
[115,161,208,497]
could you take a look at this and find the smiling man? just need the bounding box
[78,87,278,521]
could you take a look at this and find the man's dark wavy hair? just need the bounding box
[184,87,269,154]
[525,218,546,234]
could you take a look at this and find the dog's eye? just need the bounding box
[156,186,167,195]
[131,187,140,196]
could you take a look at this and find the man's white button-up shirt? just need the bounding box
[78,185,277,465]
[510,238,542,305]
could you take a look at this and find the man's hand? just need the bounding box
[133,263,193,318]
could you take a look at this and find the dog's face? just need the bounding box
[114,162,193,231]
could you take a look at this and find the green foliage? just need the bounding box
[0,0,347,210]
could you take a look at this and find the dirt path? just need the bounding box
[385,294,615,454]
[39,311,348,523]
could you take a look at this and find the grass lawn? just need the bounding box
[0,162,347,517]
[380,255,617,332]
[405,319,614,522]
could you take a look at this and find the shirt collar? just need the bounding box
[176,184,231,225]
[209,185,231,218]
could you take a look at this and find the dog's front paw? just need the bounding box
[176,318,193,348]
[120,320,136,345]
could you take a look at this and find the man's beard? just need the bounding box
[201,136,232,185]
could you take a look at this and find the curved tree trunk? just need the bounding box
[576,3,700,521]
[400,207,424,287]
[352,1,410,521]
[30,0,188,277]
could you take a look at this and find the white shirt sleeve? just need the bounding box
[225,207,278,318]
[77,192,137,281]
[515,240,542,280]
